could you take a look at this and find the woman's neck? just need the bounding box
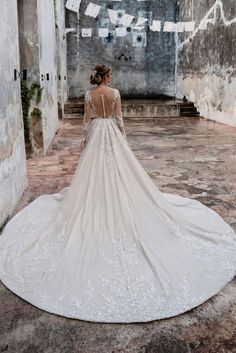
[98,82,108,87]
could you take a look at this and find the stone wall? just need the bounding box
[66,0,178,98]
[37,0,59,151]
[177,0,236,126]
[56,0,68,119]
[0,0,27,226]
[18,0,40,83]
[18,0,60,153]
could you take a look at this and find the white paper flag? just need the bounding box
[150,20,161,32]
[115,27,127,37]
[135,17,148,27]
[66,28,77,34]
[199,20,208,30]
[98,28,109,37]
[120,14,134,27]
[85,3,101,18]
[116,10,125,25]
[81,28,92,37]
[184,21,195,31]
[163,21,176,32]
[132,26,145,31]
[108,9,118,24]
[176,22,185,32]
[65,0,82,13]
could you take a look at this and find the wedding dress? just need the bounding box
[0,87,236,323]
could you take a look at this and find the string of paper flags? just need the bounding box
[81,21,195,38]
[65,0,196,37]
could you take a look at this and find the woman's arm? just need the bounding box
[114,90,126,138]
[80,91,92,151]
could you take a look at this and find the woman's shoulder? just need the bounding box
[84,89,91,95]
[84,89,92,100]
[85,87,120,97]
[112,88,119,93]
[112,88,121,97]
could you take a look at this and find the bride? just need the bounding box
[0,64,236,323]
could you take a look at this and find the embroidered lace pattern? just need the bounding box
[0,89,236,323]
[81,88,126,151]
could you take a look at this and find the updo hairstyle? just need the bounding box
[90,65,111,85]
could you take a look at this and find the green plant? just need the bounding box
[20,80,44,141]
[21,80,30,136]
[53,0,57,22]
[28,83,43,104]
[31,107,42,117]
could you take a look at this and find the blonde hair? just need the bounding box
[90,64,111,85]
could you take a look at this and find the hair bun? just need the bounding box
[90,71,102,85]
[89,64,111,85]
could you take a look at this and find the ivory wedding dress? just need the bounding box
[0,87,236,323]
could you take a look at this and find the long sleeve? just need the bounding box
[114,90,126,138]
[80,91,92,151]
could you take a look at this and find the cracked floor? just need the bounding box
[0,116,236,353]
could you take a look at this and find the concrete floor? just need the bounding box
[1,116,236,353]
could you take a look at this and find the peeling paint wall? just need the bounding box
[37,0,59,151]
[177,0,236,126]
[56,0,68,118]
[18,0,40,83]
[0,0,27,226]
[66,0,177,98]
[18,0,60,153]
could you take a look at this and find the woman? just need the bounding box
[0,64,236,323]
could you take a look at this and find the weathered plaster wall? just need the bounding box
[56,0,68,118]
[0,0,27,226]
[66,0,177,98]
[18,0,40,83]
[18,0,60,153]
[177,0,236,126]
[37,0,59,151]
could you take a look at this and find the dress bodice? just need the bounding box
[85,88,120,119]
[81,87,126,147]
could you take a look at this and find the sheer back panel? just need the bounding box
[81,87,126,147]
[89,88,117,118]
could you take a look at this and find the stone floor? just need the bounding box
[1,116,236,353]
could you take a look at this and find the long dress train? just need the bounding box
[0,88,236,323]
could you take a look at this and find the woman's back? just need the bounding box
[86,86,119,119]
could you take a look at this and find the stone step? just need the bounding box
[122,101,180,118]
[180,108,199,113]
[180,112,200,117]
[180,108,200,117]
[180,102,200,117]
[64,98,200,118]
[65,108,84,114]
[64,99,84,115]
